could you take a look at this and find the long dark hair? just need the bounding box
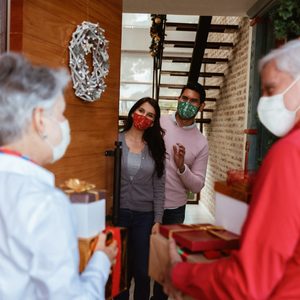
[123,97,166,178]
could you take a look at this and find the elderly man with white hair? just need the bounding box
[0,53,117,300]
[163,39,300,299]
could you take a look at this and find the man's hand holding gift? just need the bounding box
[95,233,118,266]
[163,238,184,300]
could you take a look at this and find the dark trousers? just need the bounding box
[114,209,154,300]
[152,205,186,300]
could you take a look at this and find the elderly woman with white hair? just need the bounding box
[0,53,117,300]
[163,39,300,300]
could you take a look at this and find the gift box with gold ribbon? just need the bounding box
[149,233,220,300]
[159,223,240,252]
[61,179,128,298]
[61,178,106,238]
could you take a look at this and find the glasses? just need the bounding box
[180,95,201,106]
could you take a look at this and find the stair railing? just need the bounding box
[149,14,166,102]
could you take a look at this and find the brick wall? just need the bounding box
[200,17,251,214]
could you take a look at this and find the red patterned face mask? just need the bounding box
[132,112,153,130]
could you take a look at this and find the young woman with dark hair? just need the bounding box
[115,97,166,300]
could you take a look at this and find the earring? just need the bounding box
[41,133,48,140]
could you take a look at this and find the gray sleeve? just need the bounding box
[152,170,166,223]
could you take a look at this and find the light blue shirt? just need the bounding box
[0,154,110,300]
[127,151,142,180]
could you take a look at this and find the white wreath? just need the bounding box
[69,21,109,102]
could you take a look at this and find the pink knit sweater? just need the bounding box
[160,114,209,209]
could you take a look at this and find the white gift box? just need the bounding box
[63,187,106,239]
[215,191,249,235]
[72,198,106,238]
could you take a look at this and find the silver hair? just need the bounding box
[259,39,300,78]
[0,52,69,145]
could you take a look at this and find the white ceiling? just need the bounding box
[122,0,277,17]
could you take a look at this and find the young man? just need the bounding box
[152,82,209,300]
[164,39,300,300]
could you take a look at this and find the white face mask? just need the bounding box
[257,77,300,137]
[45,119,71,163]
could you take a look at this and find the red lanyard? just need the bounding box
[0,148,34,163]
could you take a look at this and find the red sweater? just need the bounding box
[171,123,300,299]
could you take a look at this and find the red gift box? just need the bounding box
[105,226,128,299]
[159,223,239,252]
[149,233,220,300]
[78,226,128,299]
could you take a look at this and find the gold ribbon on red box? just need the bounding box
[168,224,229,240]
[160,223,239,253]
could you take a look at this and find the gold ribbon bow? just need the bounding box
[168,224,230,241]
[61,178,96,193]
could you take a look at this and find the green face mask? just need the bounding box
[177,101,199,119]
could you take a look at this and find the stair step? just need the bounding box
[195,118,211,124]
[202,108,214,112]
[164,40,234,49]
[159,96,217,102]
[161,70,224,77]
[165,22,197,31]
[161,71,189,76]
[162,56,229,64]
[210,24,239,33]
[160,83,220,90]
[203,97,217,102]
[165,22,239,33]
[159,96,178,100]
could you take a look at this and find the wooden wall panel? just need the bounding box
[0,0,7,52]
[10,0,122,215]
[10,0,23,51]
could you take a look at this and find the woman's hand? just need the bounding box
[94,233,118,265]
[152,222,160,234]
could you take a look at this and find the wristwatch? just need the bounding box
[177,164,186,175]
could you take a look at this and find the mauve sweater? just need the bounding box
[160,113,208,209]
[119,132,165,223]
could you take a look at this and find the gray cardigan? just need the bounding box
[119,132,165,223]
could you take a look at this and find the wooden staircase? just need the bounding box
[152,15,240,129]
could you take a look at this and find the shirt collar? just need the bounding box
[0,153,55,186]
[171,112,197,129]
